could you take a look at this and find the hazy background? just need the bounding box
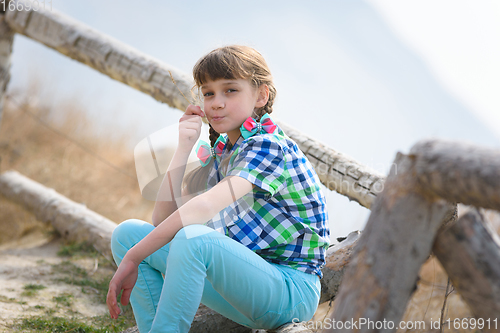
[10,0,500,240]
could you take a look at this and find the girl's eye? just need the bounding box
[226,89,237,93]
[203,92,213,97]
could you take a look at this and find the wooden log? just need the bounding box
[411,139,500,211]
[325,149,457,333]
[0,8,14,128]
[433,209,500,332]
[0,170,117,261]
[320,230,360,303]
[5,0,193,111]
[277,121,385,209]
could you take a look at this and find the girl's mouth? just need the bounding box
[211,116,224,122]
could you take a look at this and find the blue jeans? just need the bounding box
[111,219,321,333]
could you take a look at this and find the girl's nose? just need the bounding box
[212,95,225,110]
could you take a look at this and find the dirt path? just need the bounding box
[0,233,111,332]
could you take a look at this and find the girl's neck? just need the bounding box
[226,129,241,146]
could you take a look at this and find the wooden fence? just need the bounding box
[0,1,499,332]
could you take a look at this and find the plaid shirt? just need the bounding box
[204,125,330,278]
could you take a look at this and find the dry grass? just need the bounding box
[0,87,156,245]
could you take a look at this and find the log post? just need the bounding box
[5,0,193,111]
[0,170,117,261]
[0,3,14,130]
[433,209,500,332]
[411,139,500,211]
[320,231,360,304]
[325,149,456,333]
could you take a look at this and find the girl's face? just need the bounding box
[201,78,268,145]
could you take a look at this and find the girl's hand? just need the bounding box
[178,105,205,153]
[107,257,139,319]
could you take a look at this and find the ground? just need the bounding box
[0,232,135,332]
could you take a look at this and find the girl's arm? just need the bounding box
[152,105,205,226]
[135,176,253,262]
[107,176,255,318]
[151,148,190,226]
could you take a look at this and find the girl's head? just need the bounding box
[183,45,277,195]
[193,45,277,147]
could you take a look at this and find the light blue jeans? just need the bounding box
[111,219,321,333]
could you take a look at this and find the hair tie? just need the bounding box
[195,135,226,167]
[240,114,277,139]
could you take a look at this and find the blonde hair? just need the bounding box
[183,45,277,195]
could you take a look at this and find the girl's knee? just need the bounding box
[111,219,151,251]
[173,224,218,242]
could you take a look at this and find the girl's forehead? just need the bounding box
[201,78,250,89]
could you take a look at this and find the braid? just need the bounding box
[209,124,220,146]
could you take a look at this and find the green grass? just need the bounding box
[21,284,47,297]
[53,293,73,307]
[52,260,111,304]
[15,315,129,333]
[0,294,26,305]
[57,241,100,258]
[9,242,136,332]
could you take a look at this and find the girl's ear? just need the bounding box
[255,84,269,109]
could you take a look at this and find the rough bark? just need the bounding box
[0,170,117,261]
[277,121,385,209]
[433,209,500,331]
[0,10,14,128]
[320,231,360,304]
[411,139,500,211]
[326,150,456,333]
[5,0,193,111]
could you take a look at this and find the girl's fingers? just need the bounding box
[107,285,121,318]
[185,104,205,117]
[179,114,203,125]
[180,120,202,131]
[121,288,132,306]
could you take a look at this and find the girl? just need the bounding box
[107,45,330,333]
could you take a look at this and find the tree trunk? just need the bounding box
[277,121,384,209]
[320,231,360,303]
[0,170,117,261]
[325,150,456,333]
[411,139,500,211]
[5,0,192,111]
[0,8,14,129]
[433,208,500,332]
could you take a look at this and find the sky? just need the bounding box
[9,0,500,239]
[368,0,500,141]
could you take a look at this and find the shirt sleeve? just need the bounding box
[225,135,287,196]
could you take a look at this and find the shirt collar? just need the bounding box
[221,124,286,156]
